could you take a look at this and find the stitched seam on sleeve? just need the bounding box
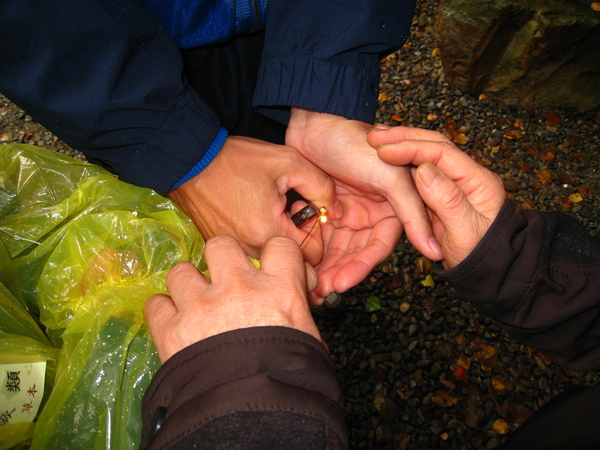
[550,260,600,276]
[511,220,551,312]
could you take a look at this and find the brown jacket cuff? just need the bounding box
[141,326,346,449]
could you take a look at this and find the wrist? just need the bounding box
[286,108,311,148]
[288,107,343,128]
[286,108,348,153]
[169,127,228,190]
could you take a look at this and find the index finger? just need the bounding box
[162,262,210,311]
[278,150,342,221]
[376,140,479,184]
[203,235,256,283]
[368,125,449,147]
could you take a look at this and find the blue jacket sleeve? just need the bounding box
[254,0,416,124]
[0,0,221,194]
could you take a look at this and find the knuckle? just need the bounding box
[240,226,269,250]
[491,172,504,187]
[268,235,297,249]
[439,184,465,211]
[433,130,448,141]
[144,295,160,314]
[207,234,236,246]
[167,261,191,281]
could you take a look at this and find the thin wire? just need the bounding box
[299,218,319,248]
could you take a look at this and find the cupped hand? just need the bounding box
[368,125,507,269]
[286,109,441,297]
[145,235,322,363]
[304,178,401,302]
[167,136,340,266]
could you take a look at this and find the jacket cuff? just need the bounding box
[115,87,222,195]
[253,54,382,124]
[168,127,228,190]
[141,326,346,448]
[433,200,545,313]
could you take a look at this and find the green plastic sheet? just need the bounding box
[0,144,206,449]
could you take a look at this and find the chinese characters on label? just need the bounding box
[6,370,20,392]
[0,362,46,426]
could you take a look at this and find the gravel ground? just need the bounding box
[1,0,599,448]
[324,1,599,449]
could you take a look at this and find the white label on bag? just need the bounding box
[0,361,47,425]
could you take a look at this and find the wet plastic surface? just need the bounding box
[0,144,206,449]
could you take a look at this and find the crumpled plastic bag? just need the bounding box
[0,144,206,449]
[0,238,58,450]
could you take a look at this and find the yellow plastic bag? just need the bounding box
[0,237,58,450]
[0,144,205,448]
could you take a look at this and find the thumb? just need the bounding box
[305,262,318,293]
[414,162,474,234]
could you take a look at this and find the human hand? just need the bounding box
[368,125,507,269]
[286,109,440,298]
[167,136,340,266]
[305,179,402,302]
[144,235,322,363]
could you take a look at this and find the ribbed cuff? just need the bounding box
[169,127,228,190]
[253,54,381,124]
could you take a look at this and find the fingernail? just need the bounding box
[417,162,443,188]
[372,123,391,130]
[429,237,443,260]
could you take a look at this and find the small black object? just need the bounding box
[291,205,317,227]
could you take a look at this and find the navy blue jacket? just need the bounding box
[0,0,415,194]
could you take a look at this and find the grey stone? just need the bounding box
[436,0,600,110]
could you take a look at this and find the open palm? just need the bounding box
[286,109,440,300]
[310,178,401,302]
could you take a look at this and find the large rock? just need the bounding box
[436,0,600,110]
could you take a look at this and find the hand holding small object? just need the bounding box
[168,136,340,267]
[144,235,322,362]
[286,109,437,301]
